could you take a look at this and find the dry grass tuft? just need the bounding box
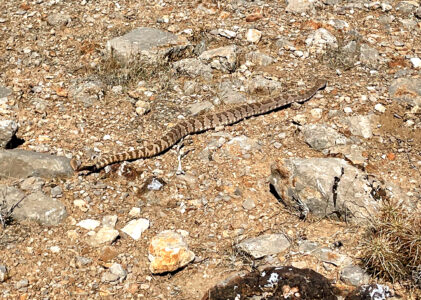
[360,199,421,290]
[94,54,173,90]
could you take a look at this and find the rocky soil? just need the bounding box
[0,0,420,299]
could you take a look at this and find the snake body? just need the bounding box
[71,79,327,172]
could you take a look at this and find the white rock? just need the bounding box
[103,134,111,140]
[246,29,262,43]
[88,227,119,246]
[410,57,421,68]
[77,219,100,230]
[50,246,61,253]
[121,218,150,240]
[73,199,89,212]
[344,107,353,114]
[374,103,386,113]
[102,215,118,228]
[129,207,141,217]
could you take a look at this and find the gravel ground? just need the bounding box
[0,0,420,299]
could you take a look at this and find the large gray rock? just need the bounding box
[107,27,188,61]
[0,120,18,148]
[0,149,73,178]
[236,233,290,259]
[389,78,421,107]
[0,186,67,225]
[270,158,381,224]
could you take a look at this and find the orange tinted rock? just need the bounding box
[148,230,195,274]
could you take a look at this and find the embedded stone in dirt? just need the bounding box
[148,230,195,274]
[201,266,338,300]
[269,158,381,224]
[199,45,238,73]
[88,227,119,247]
[121,218,150,240]
[236,233,291,259]
[0,120,18,148]
[107,27,187,61]
[0,149,73,179]
[389,77,421,107]
[0,186,67,226]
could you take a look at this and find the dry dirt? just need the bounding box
[0,0,420,299]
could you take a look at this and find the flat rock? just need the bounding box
[0,186,67,225]
[188,101,214,116]
[174,58,213,80]
[245,51,274,66]
[342,115,374,139]
[0,120,18,148]
[247,75,283,94]
[305,28,338,53]
[107,27,187,61]
[0,86,12,98]
[47,13,71,27]
[68,78,105,108]
[360,44,380,69]
[199,45,237,73]
[389,77,421,106]
[0,149,73,179]
[270,158,381,224]
[88,227,119,247]
[286,0,315,13]
[236,233,290,259]
[312,248,352,267]
[300,124,348,151]
[148,230,195,274]
[340,265,370,286]
[121,218,150,240]
[77,219,100,230]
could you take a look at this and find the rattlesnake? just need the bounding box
[71,79,327,172]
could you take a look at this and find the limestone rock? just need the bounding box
[286,0,315,13]
[389,77,421,107]
[88,227,119,247]
[121,218,150,240]
[0,186,67,226]
[0,149,73,179]
[106,27,188,62]
[236,233,290,259]
[148,230,195,274]
[199,45,238,73]
[0,120,18,148]
[173,58,213,80]
[270,158,381,224]
[300,124,348,151]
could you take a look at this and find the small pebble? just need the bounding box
[374,103,386,113]
[344,107,353,114]
[410,57,421,68]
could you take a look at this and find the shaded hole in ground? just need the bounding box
[6,136,25,149]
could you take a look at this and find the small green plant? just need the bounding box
[360,199,421,291]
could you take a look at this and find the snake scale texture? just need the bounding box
[71,79,327,172]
